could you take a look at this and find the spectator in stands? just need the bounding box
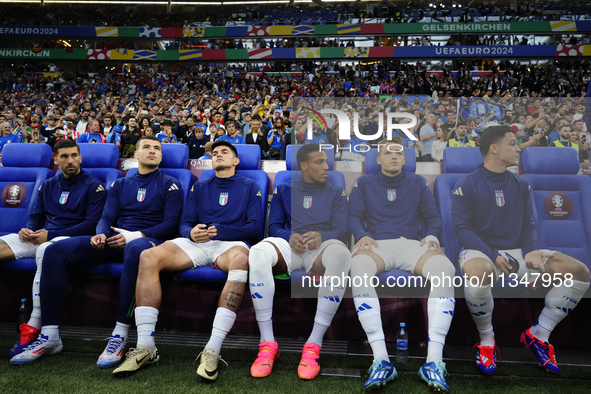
[447,122,476,148]
[0,122,20,156]
[143,126,155,137]
[431,127,448,162]
[76,111,90,137]
[11,136,183,367]
[547,118,565,146]
[77,120,106,144]
[139,118,151,134]
[212,125,226,142]
[12,114,31,142]
[102,114,114,136]
[418,113,437,162]
[122,116,142,157]
[156,120,177,144]
[217,121,245,145]
[115,141,263,380]
[188,127,208,159]
[43,115,59,147]
[267,118,288,160]
[28,114,44,143]
[199,141,214,160]
[549,124,579,154]
[106,125,123,153]
[245,119,268,158]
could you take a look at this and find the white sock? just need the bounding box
[135,306,158,349]
[426,298,455,362]
[28,250,44,329]
[351,254,389,361]
[249,242,278,343]
[464,283,495,346]
[422,255,456,362]
[112,322,131,339]
[205,307,236,354]
[530,280,589,342]
[40,325,60,341]
[308,244,351,347]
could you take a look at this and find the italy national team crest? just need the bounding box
[552,194,563,208]
[495,191,505,207]
[137,188,146,202]
[59,191,70,205]
[303,196,313,209]
[219,192,229,206]
[387,189,396,201]
[9,185,20,197]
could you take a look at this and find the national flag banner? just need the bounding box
[110,48,134,60]
[95,26,118,37]
[337,24,361,35]
[296,47,320,59]
[292,25,314,35]
[133,50,157,60]
[247,26,270,36]
[161,27,183,38]
[139,27,162,38]
[550,21,577,32]
[555,45,584,56]
[344,47,370,58]
[360,24,385,35]
[248,48,273,60]
[183,27,205,37]
[202,49,227,60]
[179,49,202,60]
[269,25,293,36]
[368,47,395,58]
[272,48,296,59]
[457,97,504,132]
[86,49,111,60]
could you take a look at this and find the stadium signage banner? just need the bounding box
[0,49,50,58]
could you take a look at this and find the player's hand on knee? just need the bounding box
[495,255,512,276]
[289,233,306,254]
[91,234,107,250]
[353,236,378,253]
[107,233,127,249]
[18,228,33,243]
[303,231,322,251]
[524,250,551,273]
[191,224,211,243]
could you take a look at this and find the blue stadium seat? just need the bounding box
[434,147,483,263]
[275,144,344,189]
[0,144,54,273]
[57,143,122,189]
[521,148,591,270]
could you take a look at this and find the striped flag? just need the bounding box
[292,25,314,35]
[133,50,157,60]
[95,26,118,37]
[550,21,577,32]
[337,24,361,35]
[139,27,162,38]
[179,49,202,60]
[248,48,273,59]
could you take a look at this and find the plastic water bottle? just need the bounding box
[17,298,27,333]
[396,322,408,364]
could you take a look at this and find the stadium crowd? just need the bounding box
[1,61,590,163]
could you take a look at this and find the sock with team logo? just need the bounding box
[135,306,158,349]
[40,325,60,341]
[27,253,44,329]
[307,244,351,347]
[248,242,278,343]
[351,254,389,361]
[530,280,589,343]
[464,283,495,346]
[205,307,237,354]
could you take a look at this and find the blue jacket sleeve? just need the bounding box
[451,179,500,263]
[519,180,538,257]
[47,182,107,240]
[25,185,46,231]
[319,188,348,244]
[348,179,371,241]
[96,182,121,236]
[418,178,442,240]
[142,181,183,239]
[268,187,292,242]
[180,186,199,240]
[214,182,263,241]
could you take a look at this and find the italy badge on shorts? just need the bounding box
[495,191,505,207]
[387,189,396,201]
[59,191,70,204]
[303,196,312,209]
[219,192,229,206]
[137,188,146,202]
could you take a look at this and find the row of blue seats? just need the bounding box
[1,143,590,290]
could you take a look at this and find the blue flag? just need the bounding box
[457,97,504,132]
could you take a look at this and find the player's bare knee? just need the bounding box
[567,258,590,282]
[139,247,163,273]
[227,249,249,272]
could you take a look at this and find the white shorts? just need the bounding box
[262,237,347,274]
[458,248,557,279]
[170,238,248,268]
[0,233,69,260]
[363,238,431,274]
